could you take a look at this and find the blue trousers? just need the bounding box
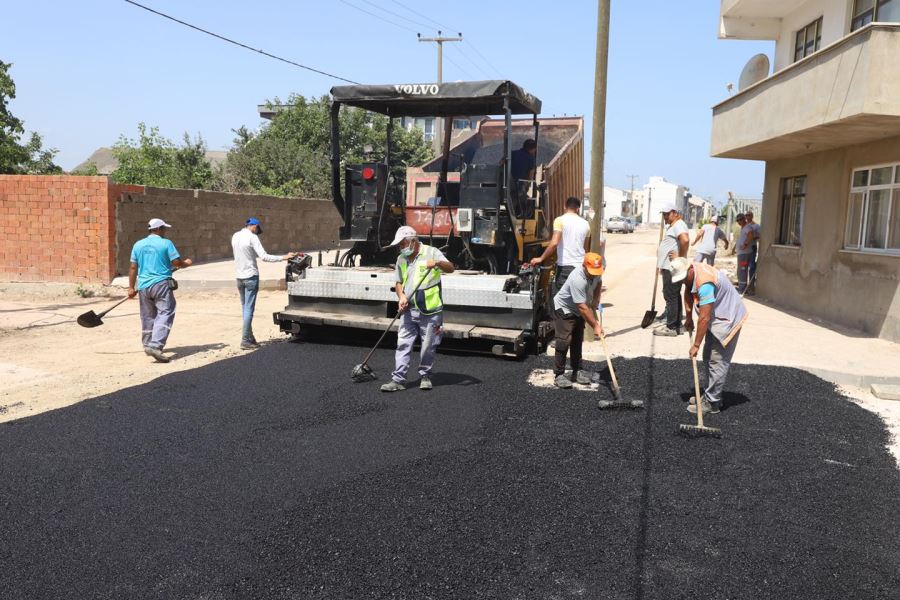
[237,276,260,343]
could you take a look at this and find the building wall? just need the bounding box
[0,175,142,284]
[115,188,341,275]
[641,177,687,225]
[774,0,852,71]
[758,134,900,341]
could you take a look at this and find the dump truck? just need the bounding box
[274,80,584,356]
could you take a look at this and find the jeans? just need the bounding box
[139,280,176,350]
[392,309,443,383]
[694,252,715,265]
[554,309,584,376]
[552,265,576,299]
[701,329,741,405]
[237,276,260,343]
[661,268,683,331]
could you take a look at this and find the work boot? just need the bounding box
[419,377,433,391]
[653,327,679,337]
[554,374,573,389]
[575,370,593,385]
[380,381,405,392]
[687,397,720,414]
[145,347,170,363]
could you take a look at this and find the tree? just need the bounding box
[110,123,212,188]
[0,60,61,174]
[218,94,433,198]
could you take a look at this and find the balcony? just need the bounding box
[711,24,900,160]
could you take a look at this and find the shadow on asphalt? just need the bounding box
[166,342,229,358]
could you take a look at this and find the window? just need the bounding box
[794,17,823,62]
[778,176,806,246]
[852,0,900,31]
[845,163,900,254]
[423,118,435,141]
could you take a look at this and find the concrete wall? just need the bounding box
[774,0,852,71]
[757,134,900,342]
[0,175,143,284]
[114,188,341,275]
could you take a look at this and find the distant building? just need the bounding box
[641,176,689,225]
[582,185,634,221]
[712,0,900,341]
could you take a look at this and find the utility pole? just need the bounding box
[626,174,638,217]
[418,31,463,151]
[588,0,611,254]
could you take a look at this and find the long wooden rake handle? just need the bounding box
[599,333,620,395]
[691,354,704,429]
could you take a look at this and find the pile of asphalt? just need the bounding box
[1,342,898,599]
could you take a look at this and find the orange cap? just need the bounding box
[583,252,605,276]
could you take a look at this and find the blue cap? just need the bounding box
[246,217,262,234]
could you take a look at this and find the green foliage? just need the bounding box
[110,123,213,189]
[217,94,433,198]
[0,60,61,174]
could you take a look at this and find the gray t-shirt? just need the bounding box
[657,219,689,269]
[395,244,447,296]
[554,266,600,315]
[695,224,728,255]
[737,222,761,255]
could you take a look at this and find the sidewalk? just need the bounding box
[581,229,900,390]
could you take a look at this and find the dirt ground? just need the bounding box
[0,283,291,423]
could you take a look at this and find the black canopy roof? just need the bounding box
[330,80,541,117]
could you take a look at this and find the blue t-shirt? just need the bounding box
[130,234,180,290]
[510,148,536,182]
[697,282,716,306]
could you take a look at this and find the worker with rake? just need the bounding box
[380,226,455,393]
[671,257,747,414]
[551,252,605,389]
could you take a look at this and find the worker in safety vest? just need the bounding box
[671,257,748,415]
[381,226,455,393]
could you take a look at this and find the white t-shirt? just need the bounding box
[657,219,689,270]
[232,228,282,279]
[695,224,727,255]
[553,212,591,267]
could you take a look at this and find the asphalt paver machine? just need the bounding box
[275,80,582,356]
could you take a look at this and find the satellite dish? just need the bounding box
[738,54,770,91]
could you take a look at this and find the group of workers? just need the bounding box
[127,195,753,416]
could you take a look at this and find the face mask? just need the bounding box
[400,245,415,257]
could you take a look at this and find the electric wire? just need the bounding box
[452,44,491,78]
[337,0,417,33]
[388,0,453,31]
[355,0,436,31]
[122,0,360,84]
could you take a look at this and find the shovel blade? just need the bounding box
[77,311,103,328]
[640,310,657,329]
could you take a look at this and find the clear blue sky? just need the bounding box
[3,0,772,203]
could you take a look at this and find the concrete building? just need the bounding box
[583,186,633,220]
[640,176,689,225]
[713,0,900,341]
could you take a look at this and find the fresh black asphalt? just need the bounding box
[1,340,898,599]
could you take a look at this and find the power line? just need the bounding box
[355,0,436,31]
[443,53,473,80]
[452,44,490,78]
[337,0,417,33]
[122,0,359,84]
[388,0,453,31]
[465,40,503,77]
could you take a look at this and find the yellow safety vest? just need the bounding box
[398,244,443,315]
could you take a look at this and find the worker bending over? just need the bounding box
[671,257,748,414]
[552,252,605,389]
[381,226,455,393]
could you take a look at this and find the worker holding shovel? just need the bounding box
[671,257,748,415]
[380,226,455,393]
[127,218,192,363]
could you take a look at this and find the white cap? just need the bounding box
[148,218,172,229]
[709,215,719,223]
[390,225,418,246]
[658,202,678,214]
[670,257,690,283]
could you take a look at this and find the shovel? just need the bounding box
[641,220,667,328]
[77,296,131,328]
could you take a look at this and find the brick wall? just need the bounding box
[0,175,143,284]
[114,188,341,275]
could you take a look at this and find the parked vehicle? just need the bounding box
[606,216,634,233]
